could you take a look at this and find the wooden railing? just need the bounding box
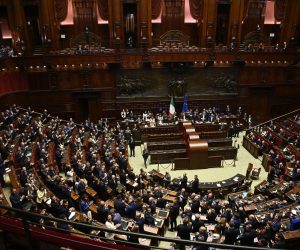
[251,108,300,132]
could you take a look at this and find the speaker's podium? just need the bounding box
[174,121,209,170]
[189,140,208,169]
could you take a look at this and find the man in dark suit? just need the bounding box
[169,200,180,231]
[124,127,131,141]
[57,199,72,218]
[129,136,135,157]
[239,224,256,246]
[97,201,109,224]
[10,188,25,209]
[156,193,166,209]
[192,175,199,193]
[177,217,192,250]
[224,222,239,245]
[19,166,28,187]
[181,173,188,189]
[192,214,205,233]
[15,148,28,167]
[108,175,118,192]
[142,147,149,168]
[135,211,145,233]
[126,199,137,219]
[114,195,126,216]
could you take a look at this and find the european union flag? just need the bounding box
[182,95,188,113]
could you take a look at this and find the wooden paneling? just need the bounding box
[89,70,115,88]
[57,71,82,89]
[280,0,300,44]
[227,0,243,45]
[27,72,50,90]
[239,66,300,85]
[201,0,217,47]
[1,0,299,52]
[0,60,300,125]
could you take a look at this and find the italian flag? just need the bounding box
[169,96,175,118]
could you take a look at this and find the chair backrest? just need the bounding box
[252,167,261,177]
[247,163,253,172]
[255,167,261,176]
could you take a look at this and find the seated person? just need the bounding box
[10,188,25,209]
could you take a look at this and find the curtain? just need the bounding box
[189,0,202,20]
[97,0,109,21]
[54,0,68,22]
[243,0,250,20]
[274,0,285,22]
[152,0,162,19]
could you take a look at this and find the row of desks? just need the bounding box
[150,148,187,164]
[208,146,237,160]
[145,133,183,142]
[198,130,227,139]
[207,138,232,147]
[170,174,245,193]
[149,169,245,193]
[147,140,186,151]
[243,135,260,158]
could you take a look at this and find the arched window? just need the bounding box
[96,0,108,24]
[152,0,162,23]
[96,6,108,24]
[60,0,74,25]
[0,18,12,39]
[184,0,197,23]
[264,0,280,24]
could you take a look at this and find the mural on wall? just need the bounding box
[117,65,238,97]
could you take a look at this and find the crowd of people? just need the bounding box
[0,45,17,58]
[120,105,252,129]
[0,105,299,249]
[246,114,300,182]
[50,44,115,55]
[243,42,288,53]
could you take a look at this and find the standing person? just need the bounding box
[124,126,131,141]
[10,188,24,209]
[248,115,252,129]
[268,166,276,183]
[142,144,149,168]
[177,217,192,250]
[129,136,135,157]
[105,214,121,241]
[224,222,239,245]
[234,121,242,138]
[192,175,199,193]
[121,109,126,119]
[169,199,180,232]
[228,121,235,138]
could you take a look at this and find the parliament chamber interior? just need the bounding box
[0,0,300,250]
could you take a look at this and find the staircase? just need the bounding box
[32,46,44,56]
